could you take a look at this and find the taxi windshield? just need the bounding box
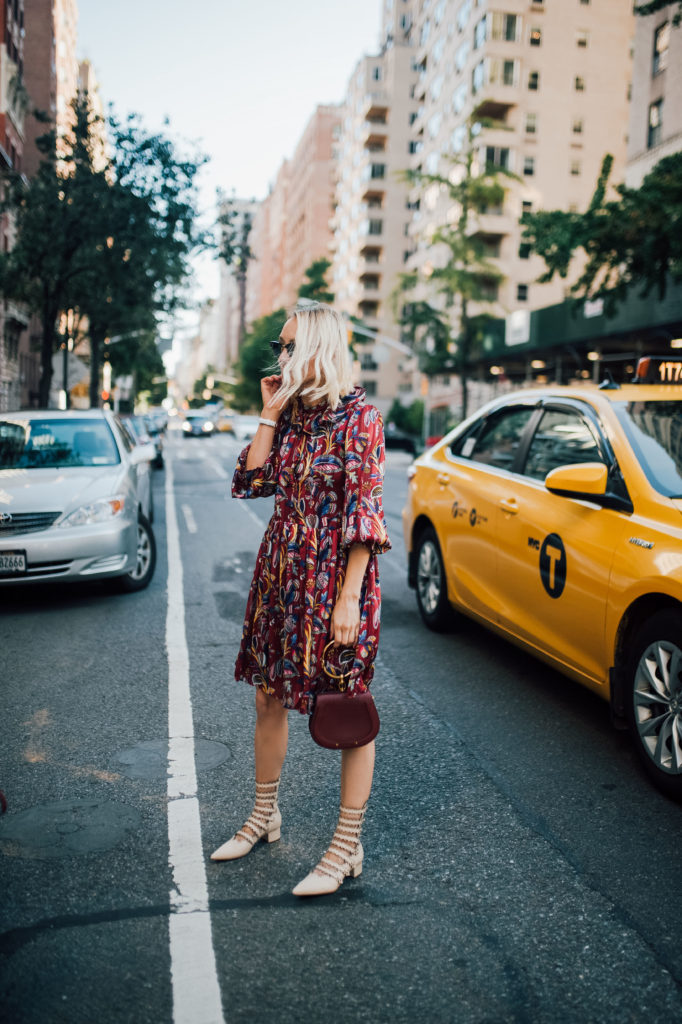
[613,400,682,498]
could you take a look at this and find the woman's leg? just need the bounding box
[340,740,375,807]
[255,688,289,782]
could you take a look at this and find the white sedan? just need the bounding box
[0,409,156,590]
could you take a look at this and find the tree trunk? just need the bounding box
[460,299,469,421]
[89,328,103,408]
[38,302,57,408]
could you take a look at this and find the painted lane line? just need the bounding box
[181,504,198,534]
[205,456,229,481]
[239,500,266,530]
[165,456,225,1024]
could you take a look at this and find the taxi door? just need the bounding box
[494,403,624,685]
[436,403,539,623]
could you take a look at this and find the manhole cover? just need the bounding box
[115,739,231,780]
[0,800,141,859]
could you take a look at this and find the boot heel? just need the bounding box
[351,860,363,878]
[265,827,281,844]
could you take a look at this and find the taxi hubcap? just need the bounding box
[130,522,151,581]
[417,541,442,615]
[633,640,682,775]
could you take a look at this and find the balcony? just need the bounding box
[466,211,513,240]
[472,86,518,121]
[363,128,387,151]
[360,272,381,293]
[359,243,383,262]
[363,91,389,121]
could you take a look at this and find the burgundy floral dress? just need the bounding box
[232,386,391,715]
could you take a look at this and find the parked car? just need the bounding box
[403,356,682,798]
[182,411,216,438]
[384,422,420,455]
[120,413,164,469]
[0,409,156,591]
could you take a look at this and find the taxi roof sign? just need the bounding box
[634,357,682,384]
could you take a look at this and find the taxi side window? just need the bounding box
[467,407,536,470]
[523,408,603,480]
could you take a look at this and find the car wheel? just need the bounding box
[116,514,156,592]
[626,608,682,800]
[415,525,453,632]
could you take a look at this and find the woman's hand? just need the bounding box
[261,375,288,420]
[331,593,361,647]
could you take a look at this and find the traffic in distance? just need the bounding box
[403,356,682,799]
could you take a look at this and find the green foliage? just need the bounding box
[521,152,682,314]
[634,1,682,25]
[230,308,286,412]
[105,329,165,397]
[387,398,424,437]
[297,257,334,303]
[0,96,205,406]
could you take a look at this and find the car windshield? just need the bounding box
[0,418,120,469]
[613,400,682,498]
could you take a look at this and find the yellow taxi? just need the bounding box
[403,357,682,798]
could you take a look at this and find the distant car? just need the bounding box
[403,356,682,798]
[182,412,216,438]
[216,410,235,434]
[0,409,156,591]
[384,423,420,455]
[121,413,164,469]
[232,415,261,442]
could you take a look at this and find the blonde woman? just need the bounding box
[211,303,390,897]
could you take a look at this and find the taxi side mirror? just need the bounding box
[544,462,608,499]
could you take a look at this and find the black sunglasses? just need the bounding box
[269,338,295,357]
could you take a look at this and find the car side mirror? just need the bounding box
[130,443,156,465]
[544,462,608,499]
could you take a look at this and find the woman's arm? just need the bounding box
[331,543,371,646]
[245,374,288,471]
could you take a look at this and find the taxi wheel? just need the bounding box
[415,526,453,632]
[626,609,682,800]
[116,514,157,593]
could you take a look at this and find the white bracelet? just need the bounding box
[259,417,277,428]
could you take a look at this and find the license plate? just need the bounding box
[0,550,27,575]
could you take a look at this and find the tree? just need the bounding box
[229,308,287,412]
[218,194,254,349]
[521,152,682,314]
[634,1,682,25]
[297,257,334,303]
[0,96,205,407]
[398,119,514,418]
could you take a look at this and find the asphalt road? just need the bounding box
[1,424,681,1024]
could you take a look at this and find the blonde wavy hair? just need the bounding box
[275,303,355,410]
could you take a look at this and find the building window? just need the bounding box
[519,243,531,259]
[575,76,585,91]
[368,219,383,235]
[409,110,418,125]
[455,39,470,71]
[472,59,486,93]
[522,200,533,215]
[528,71,540,91]
[576,29,589,48]
[580,0,590,4]
[572,118,583,134]
[474,15,487,48]
[486,146,510,169]
[489,58,517,86]
[372,66,382,81]
[491,12,518,42]
[517,284,528,301]
[452,81,467,113]
[370,163,386,179]
[570,160,581,176]
[648,99,663,148]
[362,380,378,396]
[529,27,542,46]
[653,22,670,75]
[408,139,421,154]
[525,112,537,134]
[523,156,535,176]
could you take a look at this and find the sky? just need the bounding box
[78,0,384,306]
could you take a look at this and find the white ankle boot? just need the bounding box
[211,779,281,861]
[292,804,367,897]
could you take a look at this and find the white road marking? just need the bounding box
[165,457,225,1024]
[239,501,266,530]
[205,455,229,481]
[181,504,198,534]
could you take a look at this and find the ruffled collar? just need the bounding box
[287,385,365,435]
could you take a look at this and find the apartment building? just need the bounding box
[0,0,28,411]
[626,4,681,186]
[215,197,260,370]
[331,4,418,410]
[407,0,634,326]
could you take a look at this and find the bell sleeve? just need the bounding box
[342,405,391,554]
[232,436,280,499]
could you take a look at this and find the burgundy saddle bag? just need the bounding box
[308,642,380,750]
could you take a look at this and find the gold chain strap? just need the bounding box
[322,641,355,692]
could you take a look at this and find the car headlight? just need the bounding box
[202,421,213,432]
[59,496,126,527]
[182,422,192,432]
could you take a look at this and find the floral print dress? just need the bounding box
[232,386,391,715]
